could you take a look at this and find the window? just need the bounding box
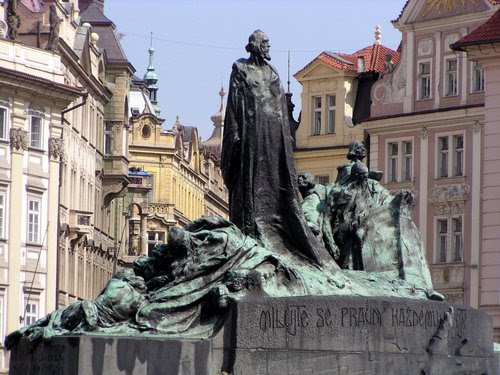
[388,142,398,183]
[29,115,43,148]
[418,62,431,100]
[0,107,7,140]
[316,175,330,185]
[0,193,4,238]
[444,58,458,96]
[104,122,113,155]
[471,61,484,93]
[312,97,321,135]
[437,219,448,262]
[27,199,41,244]
[147,231,164,256]
[403,141,412,182]
[437,134,464,178]
[24,300,38,326]
[454,135,464,177]
[438,137,449,177]
[387,140,413,183]
[327,95,336,134]
[357,57,365,73]
[0,296,4,340]
[436,217,463,263]
[452,217,463,261]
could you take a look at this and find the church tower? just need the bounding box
[143,32,161,117]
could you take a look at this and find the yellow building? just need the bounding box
[293,28,399,183]
[126,77,228,257]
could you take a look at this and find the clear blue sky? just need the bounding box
[105,0,407,139]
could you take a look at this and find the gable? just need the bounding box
[295,61,342,81]
[399,0,493,24]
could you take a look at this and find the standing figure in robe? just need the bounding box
[221,30,329,266]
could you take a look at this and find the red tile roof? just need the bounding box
[451,8,500,49]
[295,43,399,77]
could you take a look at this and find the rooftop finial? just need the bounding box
[219,86,226,108]
[374,25,381,45]
[143,31,161,116]
[148,32,155,66]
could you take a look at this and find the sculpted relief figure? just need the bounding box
[221,30,329,266]
[45,4,62,51]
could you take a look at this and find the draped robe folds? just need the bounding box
[221,58,329,266]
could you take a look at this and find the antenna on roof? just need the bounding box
[287,50,291,93]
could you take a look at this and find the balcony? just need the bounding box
[68,210,93,235]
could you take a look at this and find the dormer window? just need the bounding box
[357,57,365,73]
[312,96,322,135]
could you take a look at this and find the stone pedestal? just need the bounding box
[9,296,497,374]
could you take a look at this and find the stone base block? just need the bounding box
[9,296,498,374]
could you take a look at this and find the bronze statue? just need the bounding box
[221,30,328,266]
[5,33,443,351]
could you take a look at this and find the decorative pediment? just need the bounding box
[399,0,491,25]
[429,183,470,202]
[428,183,470,216]
[295,61,342,81]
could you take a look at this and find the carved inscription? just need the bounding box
[391,307,440,329]
[258,304,469,335]
[11,343,67,374]
[259,305,309,335]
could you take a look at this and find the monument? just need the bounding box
[6,30,497,375]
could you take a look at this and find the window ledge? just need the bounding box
[25,242,43,248]
[433,176,466,184]
[384,181,413,190]
[28,147,46,154]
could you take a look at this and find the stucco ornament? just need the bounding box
[373,49,406,104]
[5,32,442,350]
[48,137,65,161]
[9,128,28,151]
[418,38,433,56]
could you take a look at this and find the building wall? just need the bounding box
[363,0,499,338]
[127,113,228,258]
[0,38,80,373]
[294,65,363,183]
[462,39,500,342]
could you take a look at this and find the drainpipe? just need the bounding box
[61,92,88,124]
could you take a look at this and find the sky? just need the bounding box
[105,0,408,140]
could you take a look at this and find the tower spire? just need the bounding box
[143,32,161,117]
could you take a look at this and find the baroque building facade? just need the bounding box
[126,80,229,259]
[0,37,82,371]
[361,0,500,340]
[293,27,399,183]
[0,2,134,372]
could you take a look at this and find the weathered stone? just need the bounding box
[10,296,497,374]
